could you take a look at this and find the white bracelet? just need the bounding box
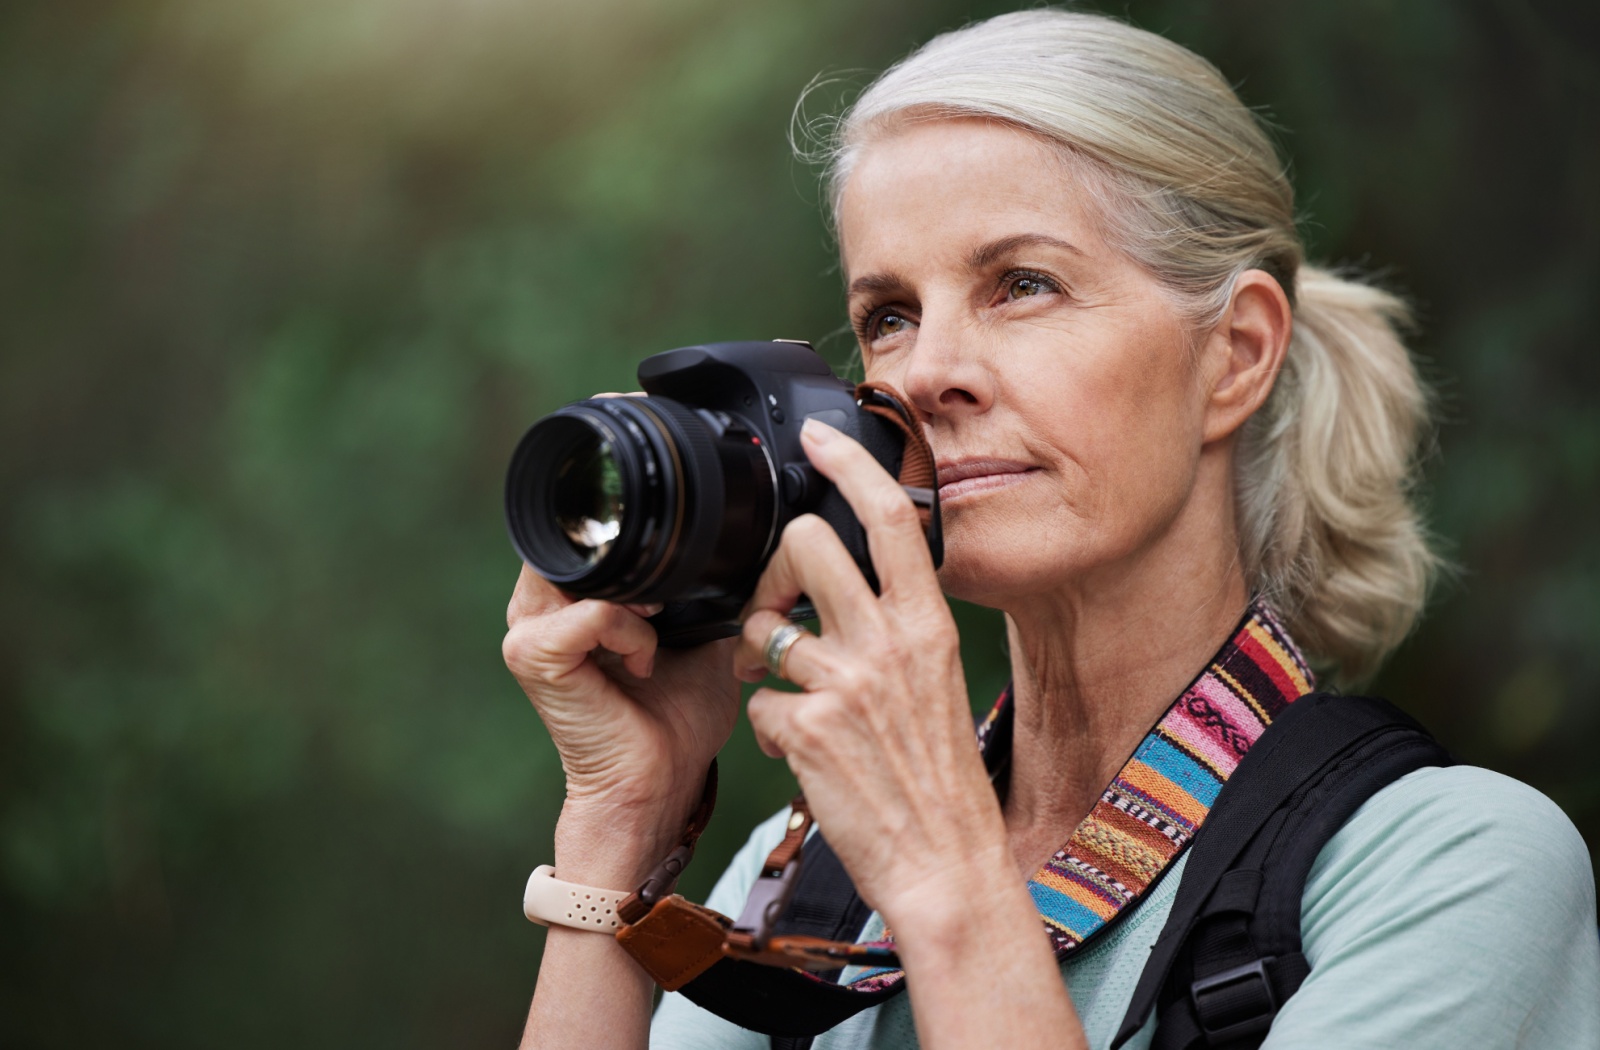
[523,865,628,932]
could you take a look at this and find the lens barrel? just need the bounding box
[505,396,776,603]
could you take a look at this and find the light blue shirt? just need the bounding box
[651,766,1600,1049]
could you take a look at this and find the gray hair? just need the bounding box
[801,9,1440,682]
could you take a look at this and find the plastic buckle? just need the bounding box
[729,858,802,948]
[1190,957,1278,1045]
[634,843,694,909]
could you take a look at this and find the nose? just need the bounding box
[899,308,994,424]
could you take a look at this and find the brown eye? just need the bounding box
[1007,276,1049,300]
[874,312,911,338]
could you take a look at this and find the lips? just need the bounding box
[934,458,1038,502]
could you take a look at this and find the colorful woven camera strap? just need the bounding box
[613,600,1315,999]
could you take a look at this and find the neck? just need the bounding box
[998,453,1249,872]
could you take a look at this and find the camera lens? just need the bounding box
[506,397,776,603]
[551,431,623,567]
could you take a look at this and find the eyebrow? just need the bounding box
[846,232,1083,297]
[847,271,912,298]
[967,232,1083,270]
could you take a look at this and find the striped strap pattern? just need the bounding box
[848,601,1314,991]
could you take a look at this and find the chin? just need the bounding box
[932,505,1096,608]
[935,538,1057,608]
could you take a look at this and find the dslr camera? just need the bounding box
[505,340,942,646]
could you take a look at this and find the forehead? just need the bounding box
[837,118,1108,276]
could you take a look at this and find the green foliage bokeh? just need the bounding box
[1,0,1595,1045]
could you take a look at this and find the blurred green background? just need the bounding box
[1,0,1596,1044]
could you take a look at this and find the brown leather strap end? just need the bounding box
[615,896,731,991]
[681,758,719,844]
[856,382,937,529]
[724,933,902,972]
[724,796,811,950]
[760,795,813,875]
[722,931,831,971]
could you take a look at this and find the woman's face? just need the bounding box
[837,119,1216,607]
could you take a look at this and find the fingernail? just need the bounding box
[801,417,837,443]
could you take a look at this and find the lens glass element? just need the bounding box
[552,433,624,566]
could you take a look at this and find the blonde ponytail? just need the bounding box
[1239,266,1440,681]
[803,9,1443,680]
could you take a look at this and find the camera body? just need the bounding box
[504,340,941,646]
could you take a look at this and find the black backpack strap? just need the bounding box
[768,835,878,1050]
[677,832,893,1041]
[1112,693,1452,1050]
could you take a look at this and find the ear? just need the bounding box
[1200,269,1293,444]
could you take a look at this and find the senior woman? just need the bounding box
[503,10,1599,1050]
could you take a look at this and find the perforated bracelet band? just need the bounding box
[523,865,627,932]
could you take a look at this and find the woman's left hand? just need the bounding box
[736,417,1087,1050]
[734,417,1009,924]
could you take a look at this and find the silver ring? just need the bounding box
[762,622,810,681]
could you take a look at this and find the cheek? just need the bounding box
[1075,340,1203,526]
[1037,321,1201,490]
[861,349,907,390]
[942,330,1205,592]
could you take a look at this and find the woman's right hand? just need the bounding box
[503,564,740,879]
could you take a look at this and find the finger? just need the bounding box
[507,563,569,628]
[566,600,659,680]
[800,418,940,603]
[745,685,798,759]
[735,608,829,686]
[743,514,879,637]
[507,598,659,683]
